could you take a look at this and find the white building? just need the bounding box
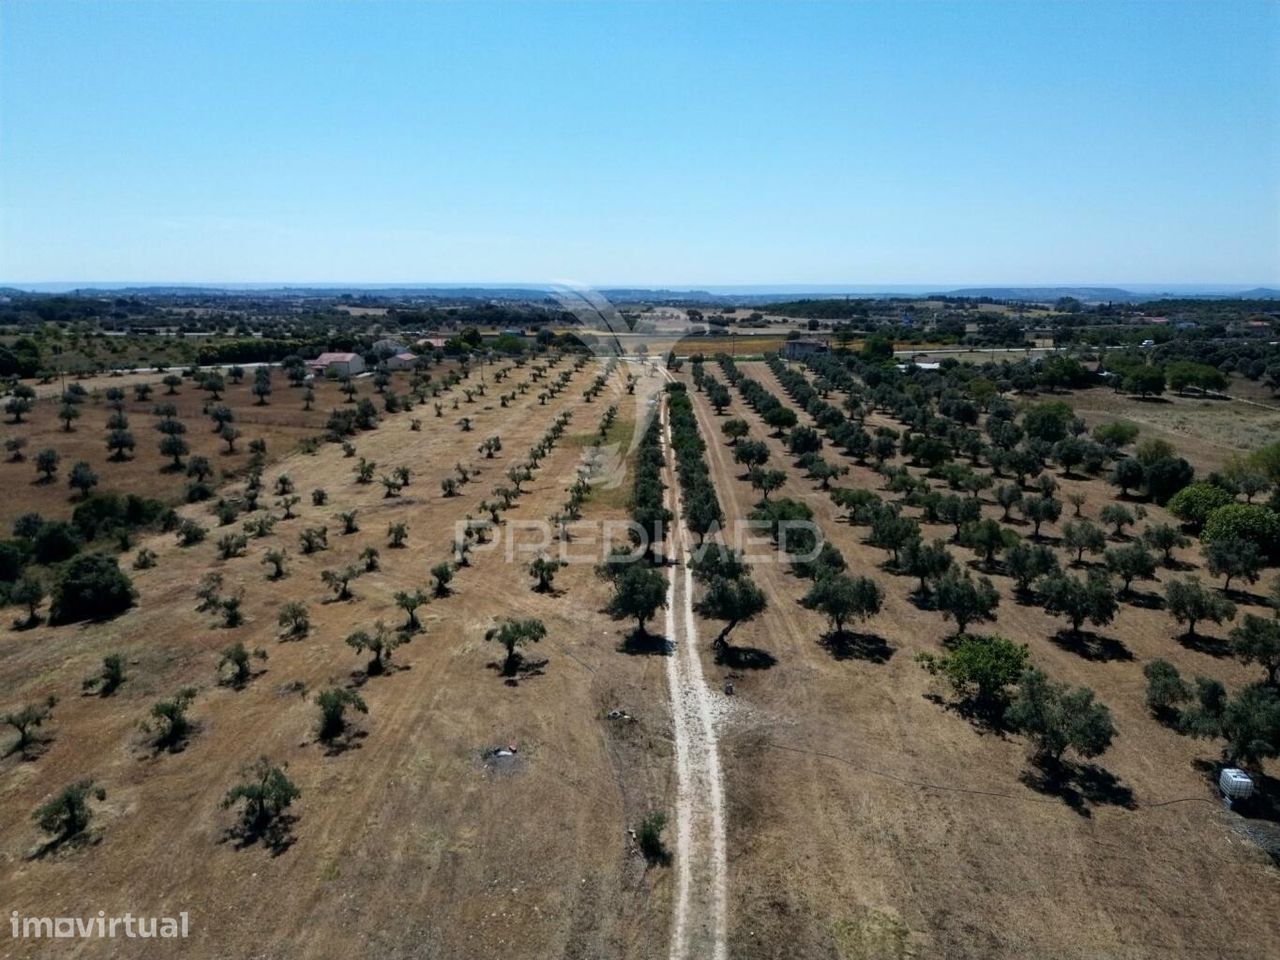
[307,352,366,377]
[384,352,418,370]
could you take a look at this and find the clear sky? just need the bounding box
[1,0,1277,287]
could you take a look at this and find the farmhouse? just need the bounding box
[307,351,365,377]
[384,351,418,370]
[782,338,830,360]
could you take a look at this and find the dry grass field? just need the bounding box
[1,358,676,959]
[2,349,1277,960]
[1066,384,1280,475]
[684,360,1278,960]
[0,367,474,532]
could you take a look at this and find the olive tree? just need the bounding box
[1104,542,1157,596]
[431,561,455,596]
[221,756,300,844]
[394,589,429,630]
[33,779,106,842]
[1040,572,1117,636]
[801,573,883,636]
[315,688,367,743]
[527,553,566,592]
[485,617,547,676]
[346,621,405,675]
[1062,519,1106,565]
[1142,522,1191,566]
[1099,504,1135,538]
[278,601,310,640]
[1005,669,1116,766]
[142,687,197,750]
[917,634,1029,717]
[1205,537,1262,593]
[3,695,58,758]
[82,654,126,696]
[934,569,999,635]
[1165,577,1236,639]
[605,564,667,635]
[1230,614,1280,685]
[218,642,267,687]
[695,575,767,644]
[1004,541,1060,596]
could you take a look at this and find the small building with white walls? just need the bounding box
[384,352,418,371]
[307,352,366,377]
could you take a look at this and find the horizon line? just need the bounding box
[4,281,1278,292]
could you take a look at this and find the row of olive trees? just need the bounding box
[11,352,599,851]
[784,348,1279,773]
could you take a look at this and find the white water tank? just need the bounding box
[1219,768,1254,802]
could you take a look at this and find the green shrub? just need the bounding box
[49,554,135,624]
[1201,503,1280,560]
[32,521,83,564]
[638,811,668,864]
[1167,482,1234,529]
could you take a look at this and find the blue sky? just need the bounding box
[1,0,1277,286]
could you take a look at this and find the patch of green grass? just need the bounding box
[832,908,915,960]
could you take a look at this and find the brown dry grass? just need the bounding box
[4,349,1278,959]
[0,359,673,959]
[683,360,1279,960]
[0,372,426,532]
[1066,384,1280,474]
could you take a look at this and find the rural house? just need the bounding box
[307,351,366,377]
[384,351,418,370]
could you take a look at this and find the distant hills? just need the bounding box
[938,286,1133,301]
[935,286,1280,303]
[2,282,1277,304]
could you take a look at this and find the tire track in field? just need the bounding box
[658,392,728,960]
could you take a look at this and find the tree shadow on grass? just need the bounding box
[222,814,299,857]
[1224,587,1270,607]
[1020,759,1136,818]
[922,693,1013,738]
[1010,587,1041,607]
[27,830,100,862]
[1048,629,1133,662]
[486,656,548,687]
[1176,630,1231,658]
[3,736,52,762]
[1120,588,1164,611]
[617,629,673,657]
[819,630,894,663]
[714,643,777,670]
[219,665,269,691]
[349,662,411,688]
[907,591,937,612]
[144,724,199,758]
[319,729,367,757]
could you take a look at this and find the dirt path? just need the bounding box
[659,396,728,960]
